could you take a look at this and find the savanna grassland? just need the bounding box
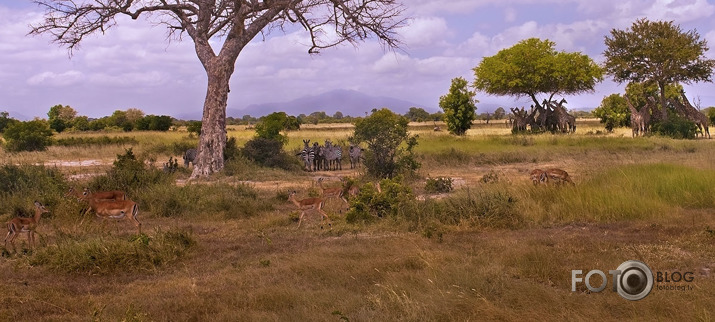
[1,119,714,321]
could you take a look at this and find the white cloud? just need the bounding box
[27,71,83,86]
[401,17,451,48]
[504,7,518,23]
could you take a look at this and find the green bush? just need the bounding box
[240,137,299,170]
[651,115,698,139]
[346,177,413,223]
[2,120,53,152]
[88,148,172,193]
[425,177,454,193]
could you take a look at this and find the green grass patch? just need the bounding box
[30,228,195,275]
[520,163,715,222]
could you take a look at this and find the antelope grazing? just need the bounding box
[318,177,349,211]
[544,168,575,186]
[529,169,547,185]
[82,189,142,234]
[288,191,331,229]
[5,201,48,251]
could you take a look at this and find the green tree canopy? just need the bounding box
[603,18,715,120]
[493,107,506,120]
[3,120,53,152]
[440,77,478,135]
[47,104,77,133]
[254,112,300,145]
[593,94,629,132]
[404,107,431,122]
[353,108,419,178]
[473,38,603,109]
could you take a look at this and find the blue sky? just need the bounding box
[1,0,715,119]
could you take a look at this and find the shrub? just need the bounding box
[346,177,413,223]
[88,148,172,193]
[439,77,478,135]
[425,177,454,193]
[3,120,53,152]
[240,137,298,170]
[651,115,698,139]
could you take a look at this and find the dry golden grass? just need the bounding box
[1,121,714,321]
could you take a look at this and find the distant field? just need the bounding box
[1,120,713,320]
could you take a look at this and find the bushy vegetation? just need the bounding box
[2,119,54,152]
[87,148,172,193]
[54,135,138,146]
[593,93,629,132]
[240,137,299,170]
[651,115,698,139]
[353,109,420,178]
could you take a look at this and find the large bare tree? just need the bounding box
[31,0,405,178]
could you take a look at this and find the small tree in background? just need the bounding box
[440,77,477,135]
[0,111,19,133]
[47,104,77,133]
[3,120,53,152]
[255,112,300,145]
[353,108,419,178]
[186,121,202,137]
[593,94,629,132]
[493,107,506,120]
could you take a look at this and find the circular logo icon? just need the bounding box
[615,260,653,301]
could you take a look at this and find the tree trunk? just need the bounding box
[658,81,668,121]
[190,61,232,179]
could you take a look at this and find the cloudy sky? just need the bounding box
[1,0,715,120]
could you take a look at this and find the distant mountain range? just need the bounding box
[228,89,435,118]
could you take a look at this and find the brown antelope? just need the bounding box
[544,168,575,186]
[288,191,331,229]
[5,201,48,251]
[65,187,125,201]
[82,192,142,234]
[318,177,349,211]
[530,169,547,185]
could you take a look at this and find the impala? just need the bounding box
[529,169,547,185]
[318,177,349,211]
[288,191,331,229]
[5,201,48,251]
[65,187,125,201]
[82,192,142,234]
[544,168,575,186]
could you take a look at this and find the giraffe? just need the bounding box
[544,98,575,133]
[625,96,645,137]
[510,107,537,132]
[673,92,710,139]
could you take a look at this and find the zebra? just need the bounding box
[348,144,362,169]
[183,148,197,167]
[299,139,314,171]
[312,142,324,171]
[324,140,343,170]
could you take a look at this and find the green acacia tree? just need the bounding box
[439,77,478,135]
[473,38,603,110]
[604,19,715,121]
[47,104,77,133]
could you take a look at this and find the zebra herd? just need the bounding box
[298,140,363,172]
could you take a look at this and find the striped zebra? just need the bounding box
[349,144,362,169]
[183,148,197,167]
[324,140,343,170]
[299,139,314,171]
[312,142,324,171]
